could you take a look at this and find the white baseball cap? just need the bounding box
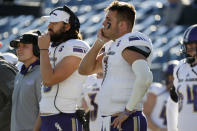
[42,10,70,23]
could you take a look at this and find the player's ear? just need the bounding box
[118,21,127,32]
[64,23,71,32]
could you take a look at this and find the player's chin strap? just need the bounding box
[186,54,195,65]
[185,46,197,66]
[126,59,153,111]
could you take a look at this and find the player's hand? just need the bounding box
[111,110,136,130]
[97,28,110,44]
[38,33,50,49]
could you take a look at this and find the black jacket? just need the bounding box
[0,58,18,131]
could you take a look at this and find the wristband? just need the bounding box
[123,111,132,116]
[40,49,48,51]
[123,109,133,116]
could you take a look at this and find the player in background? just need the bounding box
[81,72,103,131]
[75,56,105,131]
[79,1,153,131]
[36,5,90,131]
[144,60,178,131]
[170,24,197,131]
[78,48,105,131]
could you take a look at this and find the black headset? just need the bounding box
[32,30,41,57]
[10,30,41,58]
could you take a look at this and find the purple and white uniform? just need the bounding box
[99,32,153,131]
[173,59,197,131]
[39,39,90,131]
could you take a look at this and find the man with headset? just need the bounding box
[9,30,42,131]
[37,5,90,131]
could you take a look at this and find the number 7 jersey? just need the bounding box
[173,59,197,131]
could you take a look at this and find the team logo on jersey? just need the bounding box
[73,46,87,53]
[185,78,197,81]
[59,46,64,52]
[43,85,52,93]
[26,79,34,86]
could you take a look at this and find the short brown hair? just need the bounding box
[105,1,136,31]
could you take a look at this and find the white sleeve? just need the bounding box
[126,60,153,111]
[166,97,178,131]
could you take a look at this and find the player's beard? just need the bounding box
[103,26,119,40]
[50,28,66,43]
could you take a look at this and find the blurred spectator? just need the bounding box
[9,30,42,131]
[176,0,197,25]
[0,56,18,131]
[162,0,184,27]
[1,0,14,3]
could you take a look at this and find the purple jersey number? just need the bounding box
[88,93,98,121]
[187,85,197,112]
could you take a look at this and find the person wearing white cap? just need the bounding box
[36,5,90,131]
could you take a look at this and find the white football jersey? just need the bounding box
[83,75,103,131]
[40,39,90,114]
[173,59,197,131]
[147,83,169,130]
[99,32,153,116]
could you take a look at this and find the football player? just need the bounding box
[81,73,103,131]
[36,5,90,131]
[170,24,197,131]
[79,1,153,131]
[144,60,178,131]
[79,48,105,131]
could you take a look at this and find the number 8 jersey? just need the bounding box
[173,59,197,131]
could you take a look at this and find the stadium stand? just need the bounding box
[0,0,189,82]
